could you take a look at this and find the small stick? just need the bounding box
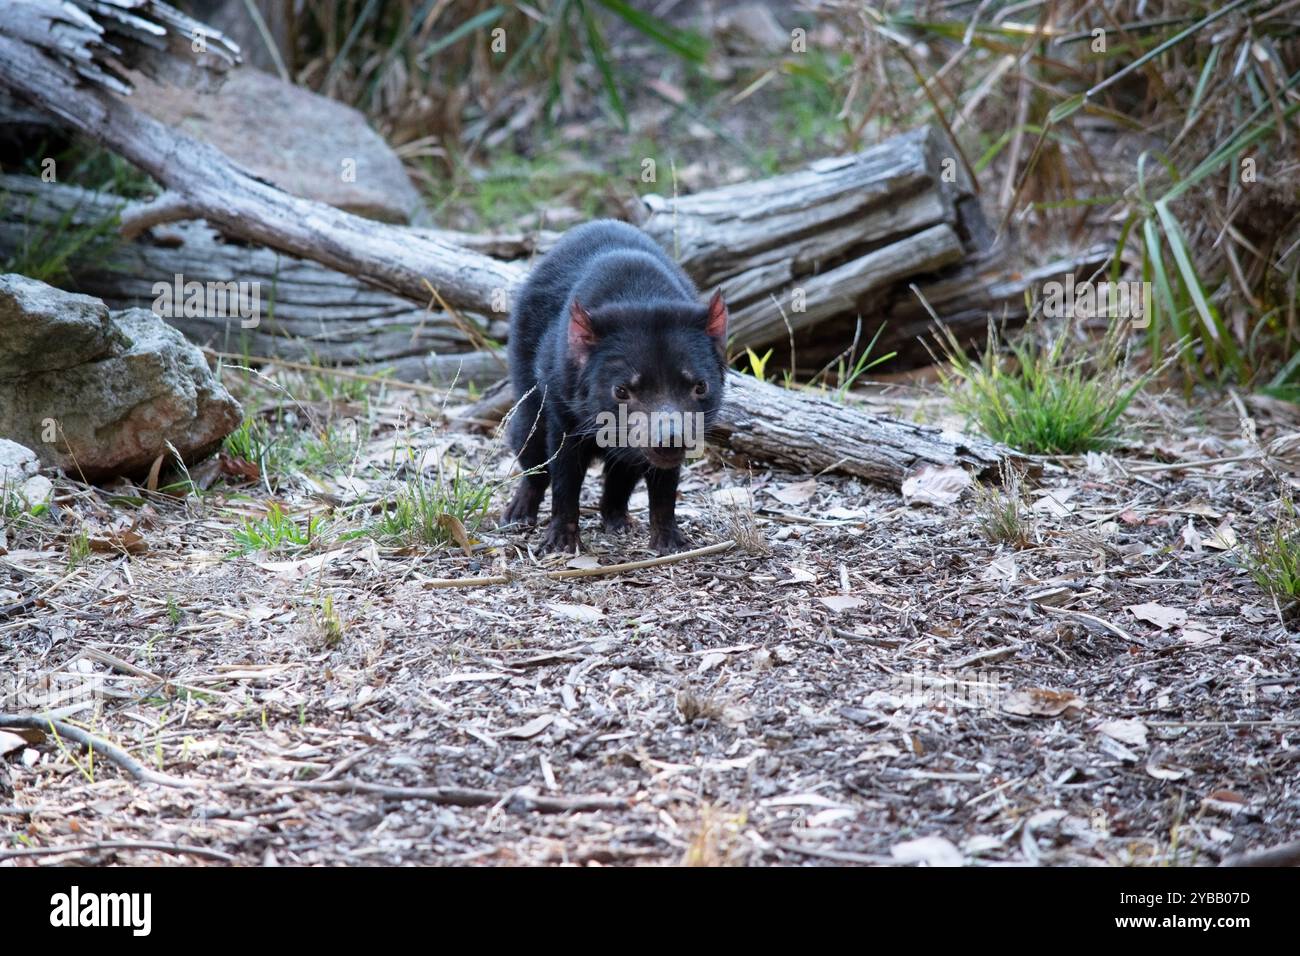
[117,191,200,240]
[223,778,628,814]
[0,713,188,788]
[201,348,449,396]
[0,840,235,863]
[420,540,736,589]
[1221,838,1300,868]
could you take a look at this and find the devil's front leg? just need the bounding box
[542,431,593,554]
[646,465,689,554]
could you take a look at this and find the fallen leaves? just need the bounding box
[901,465,971,507]
[87,528,147,554]
[891,835,963,867]
[1002,687,1085,718]
[817,595,866,613]
[1125,602,1188,630]
[546,602,603,622]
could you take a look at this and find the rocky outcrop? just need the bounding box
[0,274,242,481]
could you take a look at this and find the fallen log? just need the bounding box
[0,1,999,372]
[788,243,1117,371]
[0,1,525,322]
[458,371,1021,487]
[633,124,989,351]
[0,174,508,368]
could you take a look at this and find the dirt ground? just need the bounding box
[2,376,1298,867]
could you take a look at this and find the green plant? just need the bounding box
[359,463,495,549]
[743,347,774,382]
[297,0,706,138]
[827,2,1300,386]
[937,318,1154,455]
[1242,498,1300,601]
[812,324,897,401]
[231,503,327,555]
[66,527,91,569]
[971,463,1034,548]
[0,192,123,286]
[314,594,345,648]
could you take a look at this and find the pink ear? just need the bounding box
[705,289,728,348]
[568,300,597,365]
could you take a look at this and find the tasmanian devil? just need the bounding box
[502,219,728,555]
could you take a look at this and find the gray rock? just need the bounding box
[0,275,125,375]
[129,67,427,225]
[0,438,52,508]
[0,275,242,481]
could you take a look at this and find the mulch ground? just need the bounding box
[2,374,1298,866]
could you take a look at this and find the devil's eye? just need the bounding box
[613,384,631,401]
[693,380,709,397]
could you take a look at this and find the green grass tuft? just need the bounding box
[971,463,1034,548]
[231,504,327,555]
[1242,498,1300,602]
[937,319,1153,456]
[360,466,494,549]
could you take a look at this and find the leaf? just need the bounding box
[818,595,865,613]
[768,479,817,506]
[1002,687,1085,718]
[1031,486,1078,517]
[87,528,147,554]
[256,551,340,579]
[592,0,710,63]
[981,554,1017,582]
[890,835,964,867]
[145,452,165,493]
[566,554,601,570]
[1145,756,1191,780]
[501,714,555,740]
[1097,719,1148,749]
[781,565,818,585]
[712,487,753,509]
[901,465,971,507]
[547,602,603,622]
[436,513,474,556]
[0,730,27,757]
[1203,521,1237,550]
[1126,602,1188,630]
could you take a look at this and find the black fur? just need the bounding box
[503,219,727,554]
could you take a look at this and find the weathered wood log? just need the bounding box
[1,0,995,368]
[786,244,1118,372]
[0,3,526,323]
[0,174,508,366]
[457,371,1021,487]
[713,371,1016,484]
[632,124,988,352]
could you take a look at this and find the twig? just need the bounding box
[223,778,629,814]
[117,190,200,240]
[772,841,894,865]
[0,713,188,788]
[1221,838,1300,868]
[1036,605,1143,645]
[0,840,235,863]
[419,540,736,589]
[202,348,449,396]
